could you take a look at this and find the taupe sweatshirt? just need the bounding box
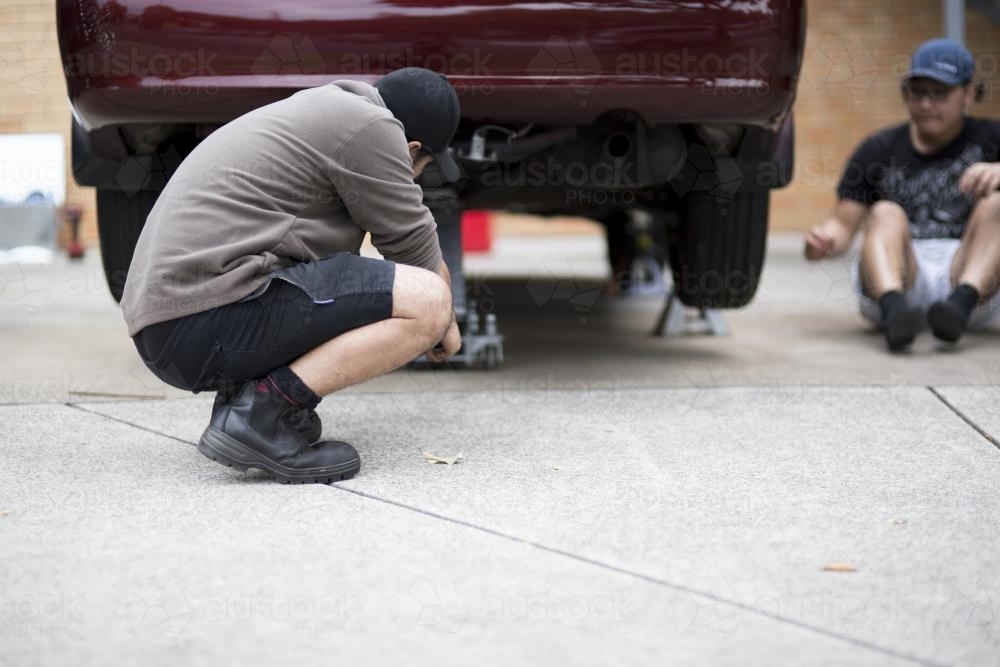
[121,80,442,336]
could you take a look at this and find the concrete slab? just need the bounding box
[0,404,916,667]
[932,385,1000,451]
[74,387,1000,666]
[5,234,1000,665]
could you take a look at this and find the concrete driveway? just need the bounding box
[1,234,998,666]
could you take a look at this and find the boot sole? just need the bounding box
[198,426,360,484]
[928,301,965,343]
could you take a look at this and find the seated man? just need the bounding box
[122,68,463,482]
[804,38,1000,351]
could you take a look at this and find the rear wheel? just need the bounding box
[96,189,160,303]
[669,189,769,309]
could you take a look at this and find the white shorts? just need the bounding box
[854,238,1000,330]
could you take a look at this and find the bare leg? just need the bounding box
[858,201,925,350]
[289,264,452,396]
[859,201,918,298]
[950,192,1000,298]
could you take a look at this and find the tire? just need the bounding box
[670,189,769,309]
[96,189,160,303]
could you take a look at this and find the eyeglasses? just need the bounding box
[901,83,959,103]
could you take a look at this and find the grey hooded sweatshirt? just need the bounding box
[121,80,442,336]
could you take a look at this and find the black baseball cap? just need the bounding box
[375,67,462,181]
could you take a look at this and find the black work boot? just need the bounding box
[199,381,360,483]
[213,391,322,443]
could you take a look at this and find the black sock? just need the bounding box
[260,366,321,409]
[946,283,979,322]
[879,290,905,327]
[216,379,239,403]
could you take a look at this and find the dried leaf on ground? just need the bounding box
[821,562,857,572]
[418,449,464,465]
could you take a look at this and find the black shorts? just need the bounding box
[133,252,395,394]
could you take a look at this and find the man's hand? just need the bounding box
[425,318,461,363]
[959,162,1000,200]
[804,226,836,261]
[425,258,460,363]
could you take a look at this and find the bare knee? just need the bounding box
[392,264,453,340]
[969,191,1000,226]
[867,201,909,232]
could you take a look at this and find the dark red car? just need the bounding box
[58,0,804,312]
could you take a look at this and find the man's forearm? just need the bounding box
[820,217,858,255]
[821,199,868,256]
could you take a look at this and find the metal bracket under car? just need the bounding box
[410,188,505,370]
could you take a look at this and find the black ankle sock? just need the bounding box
[216,380,239,403]
[879,290,905,327]
[946,283,979,321]
[261,366,321,409]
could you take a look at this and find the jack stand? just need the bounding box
[652,288,729,337]
[623,210,668,297]
[411,189,505,369]
[413,299,504,369]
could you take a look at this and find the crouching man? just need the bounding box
[804,38,1000,351]
[122,68,463,482]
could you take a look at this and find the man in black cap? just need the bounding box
[122,67,463,482]
[804,38,1000,351]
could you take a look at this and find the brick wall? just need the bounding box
[772,0,1000,231]
[3,0,999,246]
[1,0,94,245]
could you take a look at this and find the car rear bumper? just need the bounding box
[58,0,805,131]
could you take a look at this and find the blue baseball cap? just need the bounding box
[905,38,975,86]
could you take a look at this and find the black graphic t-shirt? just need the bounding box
[836,117,1000,239]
